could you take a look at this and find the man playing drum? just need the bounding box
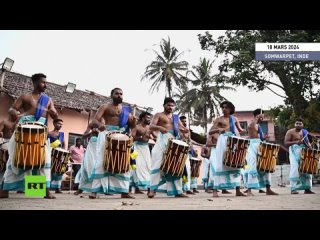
[245,109,278,196]
[208,101,246,198]
[206,123,221,194]
[90,88,136,199]
[284,118,315,194]
[0,114,17,193]
[179,116,198,195]
[0,73,58,199]
[73,121,103,198]
[131,111,154,194]
[48,118,65,194]
[147,97,189,198]
[201,143,211,192]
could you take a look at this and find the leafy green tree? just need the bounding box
[198,30,320,131]
[174,58,234,133]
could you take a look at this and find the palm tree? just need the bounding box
[141,37,189,98]
[173,85,191,115]
[178,58,234,134]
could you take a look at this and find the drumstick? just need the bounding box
[132,104,137,117]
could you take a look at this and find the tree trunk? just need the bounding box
[203,104,207,134]
[166,78,172,98]
[276,75,308,117]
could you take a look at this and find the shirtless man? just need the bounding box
[205,126,217,193]
[201,143,211,192]
[207,119,234,195]
[0,73,58,199]
[208,100,245,197]
[74,121,100,197]
[0,114,18,194]
[90,87,136,198]
[131,112,154,193]
[284,118,314,194]
[179,116,197,194]
[148,97,189,198]
[246,109,278,196]
[48,118,65,194]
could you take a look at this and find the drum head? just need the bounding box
[21,124,44,129]
[229,136,248,141]
[110,133,129,141]
[55,148,69,153]
[172,139,189,146]
[261,142,280,147]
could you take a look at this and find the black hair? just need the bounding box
[31,73,46,84]
[163,97,175,105]
[253,108,264,117]
[76,138,82,142]
[139,111,152,121]
[111,88,122,96]
[295,117,304,123]
[53,118,63,124]
[180,116,187,121]
[220,100,235,115]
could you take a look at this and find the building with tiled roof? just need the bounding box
[0,71,146,147]
[1,71,137,112]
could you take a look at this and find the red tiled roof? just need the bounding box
[2,71,144,112]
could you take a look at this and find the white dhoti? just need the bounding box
[3,116,51,191]
[289,144,312,191]
[243,140,272,190]
[246,139,272,189]
[150,132,183,196]
[240,168,248,188]
[0,139,10,189]
[190,177,198,189]
[246,139,261,189]
[91,126,130,194]
[51,174,63,189]
[201,157,210,188]
[78,136,106,193]
[213,133,241,190]
[182,155,191,191]
[207,147,216,189]
[131,141,151,190]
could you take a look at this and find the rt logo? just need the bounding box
[25,176,46,197]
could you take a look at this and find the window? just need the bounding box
[260,121,268,135]
[239,121,248,136]
[68,133,84,149]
